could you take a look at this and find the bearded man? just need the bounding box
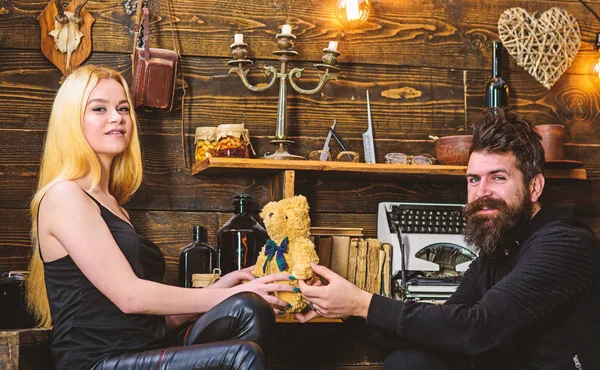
[295,108,600,369]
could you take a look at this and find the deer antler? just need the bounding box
[72,0,89,24]
[53,0,68,24]
[48,0,88,75]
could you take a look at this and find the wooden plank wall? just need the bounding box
[1,1,600,367]
[2,0,600,288]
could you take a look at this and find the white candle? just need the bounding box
[281,24,292,35]
[328,41,339,51]
[234,33,244,44]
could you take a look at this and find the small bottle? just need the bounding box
[179,226,217,288]
[217,194,269,274]
[485,41,509,109]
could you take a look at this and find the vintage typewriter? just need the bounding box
[377,202,477,302]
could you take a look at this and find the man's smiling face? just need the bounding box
[463,151,534,257]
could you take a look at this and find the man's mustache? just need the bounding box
[463,197,508,217]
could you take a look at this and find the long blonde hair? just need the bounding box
[26,65,143,327]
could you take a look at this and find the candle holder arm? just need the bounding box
[287,67,337,95]
[228,64,278,92]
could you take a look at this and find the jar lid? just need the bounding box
[216,123,249,141]
[195,126,217,143]
[217,123,245,130]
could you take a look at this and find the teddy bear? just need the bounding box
[252,195,319,313]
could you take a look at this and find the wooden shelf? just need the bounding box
[192,157,586,180]
[192,157,586,200]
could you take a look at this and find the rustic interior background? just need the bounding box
[1,1,600,368]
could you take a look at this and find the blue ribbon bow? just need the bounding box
[263,237,289,273]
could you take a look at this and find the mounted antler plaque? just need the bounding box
[37,0,95,76]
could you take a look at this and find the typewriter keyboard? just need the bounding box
[386,203,466,235]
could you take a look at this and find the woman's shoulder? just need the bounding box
[45,180,83,199]
[42,181,95,211]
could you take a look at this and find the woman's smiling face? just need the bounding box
[83,78,132,161]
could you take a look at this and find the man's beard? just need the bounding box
[463,190,532,258]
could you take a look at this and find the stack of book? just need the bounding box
[310,227,392,297]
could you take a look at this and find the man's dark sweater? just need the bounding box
[367,206,600,369]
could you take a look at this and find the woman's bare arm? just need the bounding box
[39,181,293,316]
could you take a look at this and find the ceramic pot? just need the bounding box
[434,135,473,165]
[535,124,565,161]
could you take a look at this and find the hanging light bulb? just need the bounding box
[594,32,600,79]
[334,0,371,29]
[578,0,600,83]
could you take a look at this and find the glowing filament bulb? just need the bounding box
[345,0,360,20]
[334,0,371,29]
[595,33,600,79]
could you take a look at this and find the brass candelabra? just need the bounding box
[228,26,341,160]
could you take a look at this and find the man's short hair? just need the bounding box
[469,107,544,185]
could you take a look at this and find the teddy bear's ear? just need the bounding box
[260,201,276,219]
[292,195,309,211]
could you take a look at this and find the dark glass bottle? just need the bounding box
[178,226,217,288]
[485,41,509,109]
[217,194,269,274]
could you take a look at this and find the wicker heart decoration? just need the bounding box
[498,7,581,89]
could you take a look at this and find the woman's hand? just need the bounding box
[235,272,296,314]
[205,265,255,289]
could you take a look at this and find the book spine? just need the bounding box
[330,236,351,279]
[355,239,368,290]
[317,236,333,269]
[346,238,360,284]
[366,238,381,294]
[381,243,392,297]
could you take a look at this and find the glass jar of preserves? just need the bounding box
[195,126,218,162]
[215,124,250,158]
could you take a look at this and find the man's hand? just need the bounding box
[296,263,373,322]
[294,278,322,323]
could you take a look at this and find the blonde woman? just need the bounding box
[26,65,295,370]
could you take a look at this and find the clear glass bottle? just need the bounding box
[485,41,509,109]
[179,226,217,288]
[217,194,268,274]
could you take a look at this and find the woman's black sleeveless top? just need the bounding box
[43,192,166,370]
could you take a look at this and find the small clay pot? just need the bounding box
[535,124,565,161]
[434,135,473,165]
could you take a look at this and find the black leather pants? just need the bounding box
[91,292,276,370]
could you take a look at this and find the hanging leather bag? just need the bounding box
[131,6,179,111]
